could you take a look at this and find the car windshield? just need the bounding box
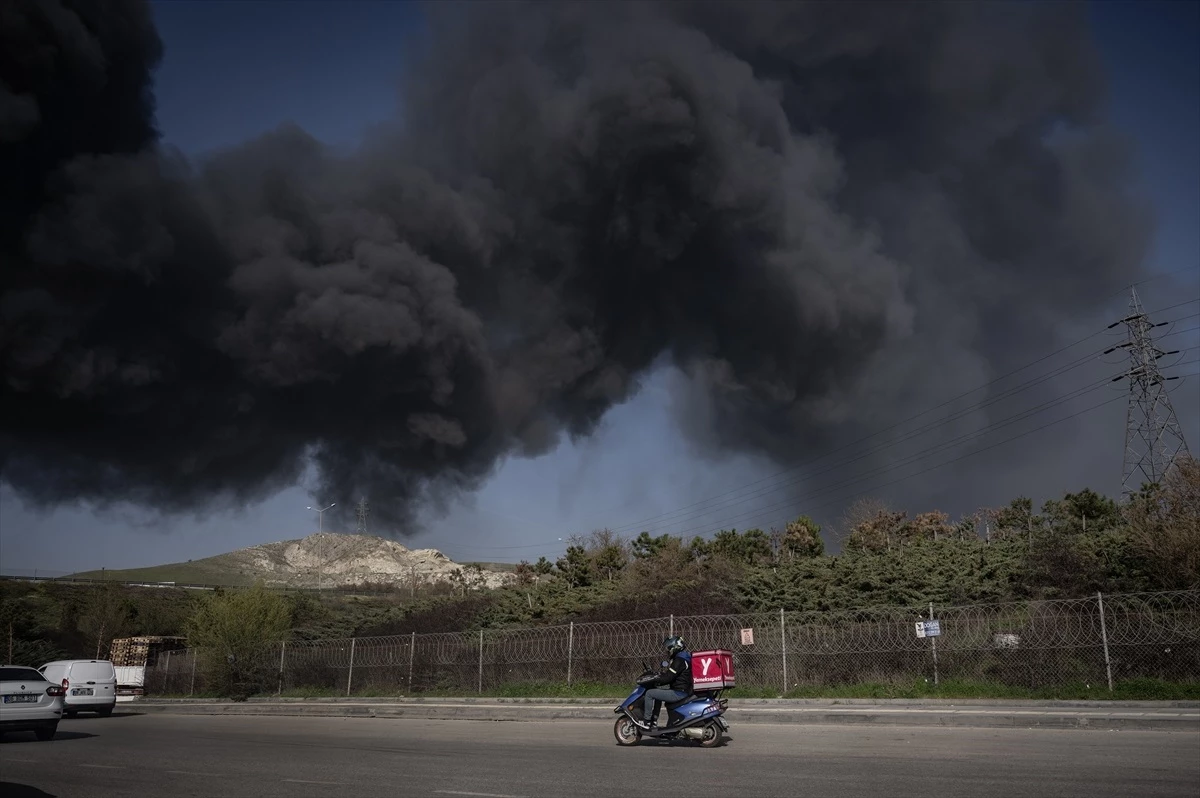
[0,667,47,681]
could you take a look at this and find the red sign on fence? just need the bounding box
[691,649,735,689]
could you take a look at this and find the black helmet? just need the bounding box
[663,635,685,656]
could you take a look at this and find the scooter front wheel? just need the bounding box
[613,716,642,746]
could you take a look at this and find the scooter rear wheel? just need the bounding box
[696,722,723,748]
[613,716,642,746]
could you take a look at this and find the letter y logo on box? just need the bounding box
[701,657,713,676]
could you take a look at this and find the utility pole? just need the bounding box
[307,503,336,591]
[356,497,370,536]
[1107,287,1192,497]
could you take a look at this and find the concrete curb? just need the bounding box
[128,699,1200,732]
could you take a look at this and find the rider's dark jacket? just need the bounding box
[654,651,693,694]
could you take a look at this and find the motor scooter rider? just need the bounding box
[637,635,692,730]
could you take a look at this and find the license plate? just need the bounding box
[3,694,38,703]
[72,688,94,696]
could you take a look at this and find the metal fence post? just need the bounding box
[669,614,674,637]
[779,608,787,695]
[408,631,415,692]
[277,641,286,696]
[929,601,939,687]
[143,589,1195,698]
[1097,592,1114,692]
[567,622,574,686]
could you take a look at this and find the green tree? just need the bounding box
[632,532,673,559]
[987,497,1039,541]
[844,505,908,553]
[687,536,712,563]
[576,529,629,582]
[555,546,592,588]
[782,516,825,559]
[900,510,955,544]
[594,545,626,583]
[1042,488,1121,535]
[1124,456,1200,589]
[76,583,132,659]
[625,535,695,593]
[710,529,774,567]
[514,560,537,586]
[184,583,292,698]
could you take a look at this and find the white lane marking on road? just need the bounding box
[5,758,37,763]
[80,764,125,769]
[283,779,346,785]
[167,770,220,776]
[435,791,528,798]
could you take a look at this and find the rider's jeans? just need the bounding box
[642,688,688,724]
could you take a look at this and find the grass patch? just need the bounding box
[150,678,1200,702]
[67,562,258,587]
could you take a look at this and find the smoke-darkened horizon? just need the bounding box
[0,0,1164,536]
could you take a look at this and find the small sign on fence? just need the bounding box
[915,620,941,638]
[740,628,754,646]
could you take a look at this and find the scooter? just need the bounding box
[612,661,729,747]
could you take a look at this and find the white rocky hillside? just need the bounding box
[218,533,515,590]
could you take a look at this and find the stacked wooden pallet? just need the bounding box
[110,636,187,667]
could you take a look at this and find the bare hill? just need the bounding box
[70,533,516,590]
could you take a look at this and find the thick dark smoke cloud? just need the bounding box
[0,0,1154,534]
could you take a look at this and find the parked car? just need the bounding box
[39,660,118,717]
[0,665,66,740]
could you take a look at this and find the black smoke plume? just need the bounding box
[0,0,1154,533]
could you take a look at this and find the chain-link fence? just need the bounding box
[142,589,1200,697]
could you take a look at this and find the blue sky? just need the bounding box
[1,0,1197,575]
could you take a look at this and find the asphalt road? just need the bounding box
[1,711,1197,798]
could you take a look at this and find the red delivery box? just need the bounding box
[691,649,735,689]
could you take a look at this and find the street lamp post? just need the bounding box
[307,503,335,591]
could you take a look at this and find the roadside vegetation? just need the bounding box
[4,458,1197,702]
[158,677,1200,702]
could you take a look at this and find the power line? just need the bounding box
[629,366,1130,537]
[1100,266,1200,303]
[646,361,1200,541]
[576,298,1197,535]
[435,300,1198,560]
[603,343,1110,535]
[600,303,1198,536]
[441,365,1199,561]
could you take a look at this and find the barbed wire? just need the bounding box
[146,589,1200,697]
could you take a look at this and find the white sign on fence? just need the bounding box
[740,628,755,646]
[912,619,940,638]
[915,620,942,638]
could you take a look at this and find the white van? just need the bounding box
[39,660,117,716]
